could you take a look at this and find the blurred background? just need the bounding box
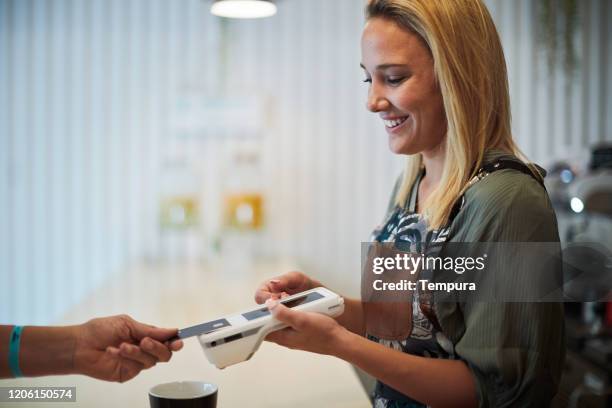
[0,0,611,405]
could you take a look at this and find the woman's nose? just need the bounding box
[366,86,389,112]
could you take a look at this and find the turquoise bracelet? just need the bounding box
[9,325,24,378]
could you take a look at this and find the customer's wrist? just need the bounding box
[19,325,78,377]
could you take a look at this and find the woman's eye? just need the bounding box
[386,77,405,85]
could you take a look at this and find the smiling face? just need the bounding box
[361,17,447,155]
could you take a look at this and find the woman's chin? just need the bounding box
[388,136,419,155]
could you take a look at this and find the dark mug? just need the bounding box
[149,381,218,408]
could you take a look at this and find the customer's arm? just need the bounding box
[0,315,183,382]
[0,325,76,378]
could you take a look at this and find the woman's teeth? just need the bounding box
[384,116,408,128]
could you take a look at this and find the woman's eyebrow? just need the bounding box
[359,63,407,70]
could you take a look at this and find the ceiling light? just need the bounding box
[211,0,277,19]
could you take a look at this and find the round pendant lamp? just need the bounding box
[211,0,277,19]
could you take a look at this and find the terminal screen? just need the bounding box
[242,291,324,321]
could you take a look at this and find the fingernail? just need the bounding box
[270,279,281,284]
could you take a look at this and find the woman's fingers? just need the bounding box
[255,272,310,304]
[265,327,299,347]
[255,279,284,303]
[254,287,274,304]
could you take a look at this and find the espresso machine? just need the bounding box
[548,144,612,407]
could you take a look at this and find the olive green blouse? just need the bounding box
[393,150,565,407]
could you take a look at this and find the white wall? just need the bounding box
[1,0,610,324]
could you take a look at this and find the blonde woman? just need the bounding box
[255,0,564,407]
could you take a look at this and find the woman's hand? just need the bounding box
[73,315,183,383]
[263,298,348,356]
[254,271,321,304]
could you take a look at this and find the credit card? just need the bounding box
[170,318,231,341]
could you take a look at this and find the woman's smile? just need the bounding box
[382,115,410,130]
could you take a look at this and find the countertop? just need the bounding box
[1,259,370,407]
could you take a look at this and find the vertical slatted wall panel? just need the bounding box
[0,0,10,319]
[31,0,48,321]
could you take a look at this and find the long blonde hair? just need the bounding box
[366,0,538,229]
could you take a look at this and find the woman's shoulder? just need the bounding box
[450,153,559,242]
[467,162,549,211]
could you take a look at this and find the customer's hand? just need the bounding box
[254,271,321,304]
[264,298,347,356]
[73,315,183,383]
